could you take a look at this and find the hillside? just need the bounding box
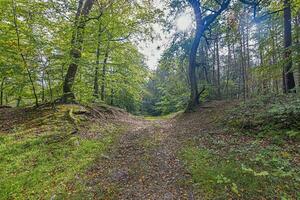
[0,103,138,199]
[0,97,299,199]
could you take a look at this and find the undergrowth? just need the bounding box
[226,94,300,142]
[180,95,300,199]
[0,105,124,199]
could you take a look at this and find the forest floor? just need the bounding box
[80,101,234,199]
[0,98,299,199]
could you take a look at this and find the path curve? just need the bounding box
[85,117,194,199]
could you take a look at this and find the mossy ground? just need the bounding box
[0,104,125,199]
[179,96,300,199]
[181,142,299,199]
[0,97,299,199]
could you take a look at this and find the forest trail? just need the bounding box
[84,101,234,199]
[1,99,298,199]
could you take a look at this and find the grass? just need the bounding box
[180,96,300,199]
[181,144,299,199]
[143,110,183,121]
[0,130,119,199]
[0,105,124,199]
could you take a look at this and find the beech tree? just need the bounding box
[186,0,230,111]
[62,0,95,103]
[283,0,296,92]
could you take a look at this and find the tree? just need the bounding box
[186,0,230,111]
[283,0,296,92]
[62,0,95,103]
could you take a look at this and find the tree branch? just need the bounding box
[203,0,230,30]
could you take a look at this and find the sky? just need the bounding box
[138,1,193,70]
[137,24,171,70]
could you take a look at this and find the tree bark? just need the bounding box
[212,41,216,86]
[93,21,102,99]
[245,15,250,97]
[216,33,221,99]
[41,71,45,102]
[271,23,279,93]
[101,44,109,101]
[239,34,245,99]
[46,71,53,103]
[294,12,300,91]
[226,33,232,98]
[283,0,295,93]
[0,77,6,106]
[62,0,95,103]
[186,0,230,111]
[12,0,39,107]
[186,0,202,111]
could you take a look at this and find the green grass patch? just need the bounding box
[180,145,299,199]
[143,110,183,121]
[0,125,122,199]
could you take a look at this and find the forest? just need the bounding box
[0,0,299,199]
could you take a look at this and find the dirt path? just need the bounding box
[84,101,234,199]
[85,117,193,199]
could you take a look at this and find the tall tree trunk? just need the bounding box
[212,41,216,87]
[94,21,102,99]
[232,43,238,98]
[216,33,221,99]
[46,71,53,103]
[240,33,246,100]
[258,27,264,95]
[283,0,295,93]
[186,0,202,111]
[245,16,250,97]
[274,27,280,93]
[0,77,6,106]
[271,23,279,93]
[186,0,230,111]
[101,44,109,101]
[295,12,300,92]
[226,32,232,99]
[241,16,248,99]
[41,71,45,102]
[12,0,39,107]
[62,0,95,102]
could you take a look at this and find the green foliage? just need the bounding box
[227,95,300,141]
[181,143,299,199]
[0,0,159,113]
[142,36,191,115]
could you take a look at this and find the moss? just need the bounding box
[0,104,125,199]
[180,145,299,199]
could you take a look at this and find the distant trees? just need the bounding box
[1,0,299,114]
[184,0,299,110]
[0,0,159,112]
[143,0,299,114]
[187,0,299,110]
